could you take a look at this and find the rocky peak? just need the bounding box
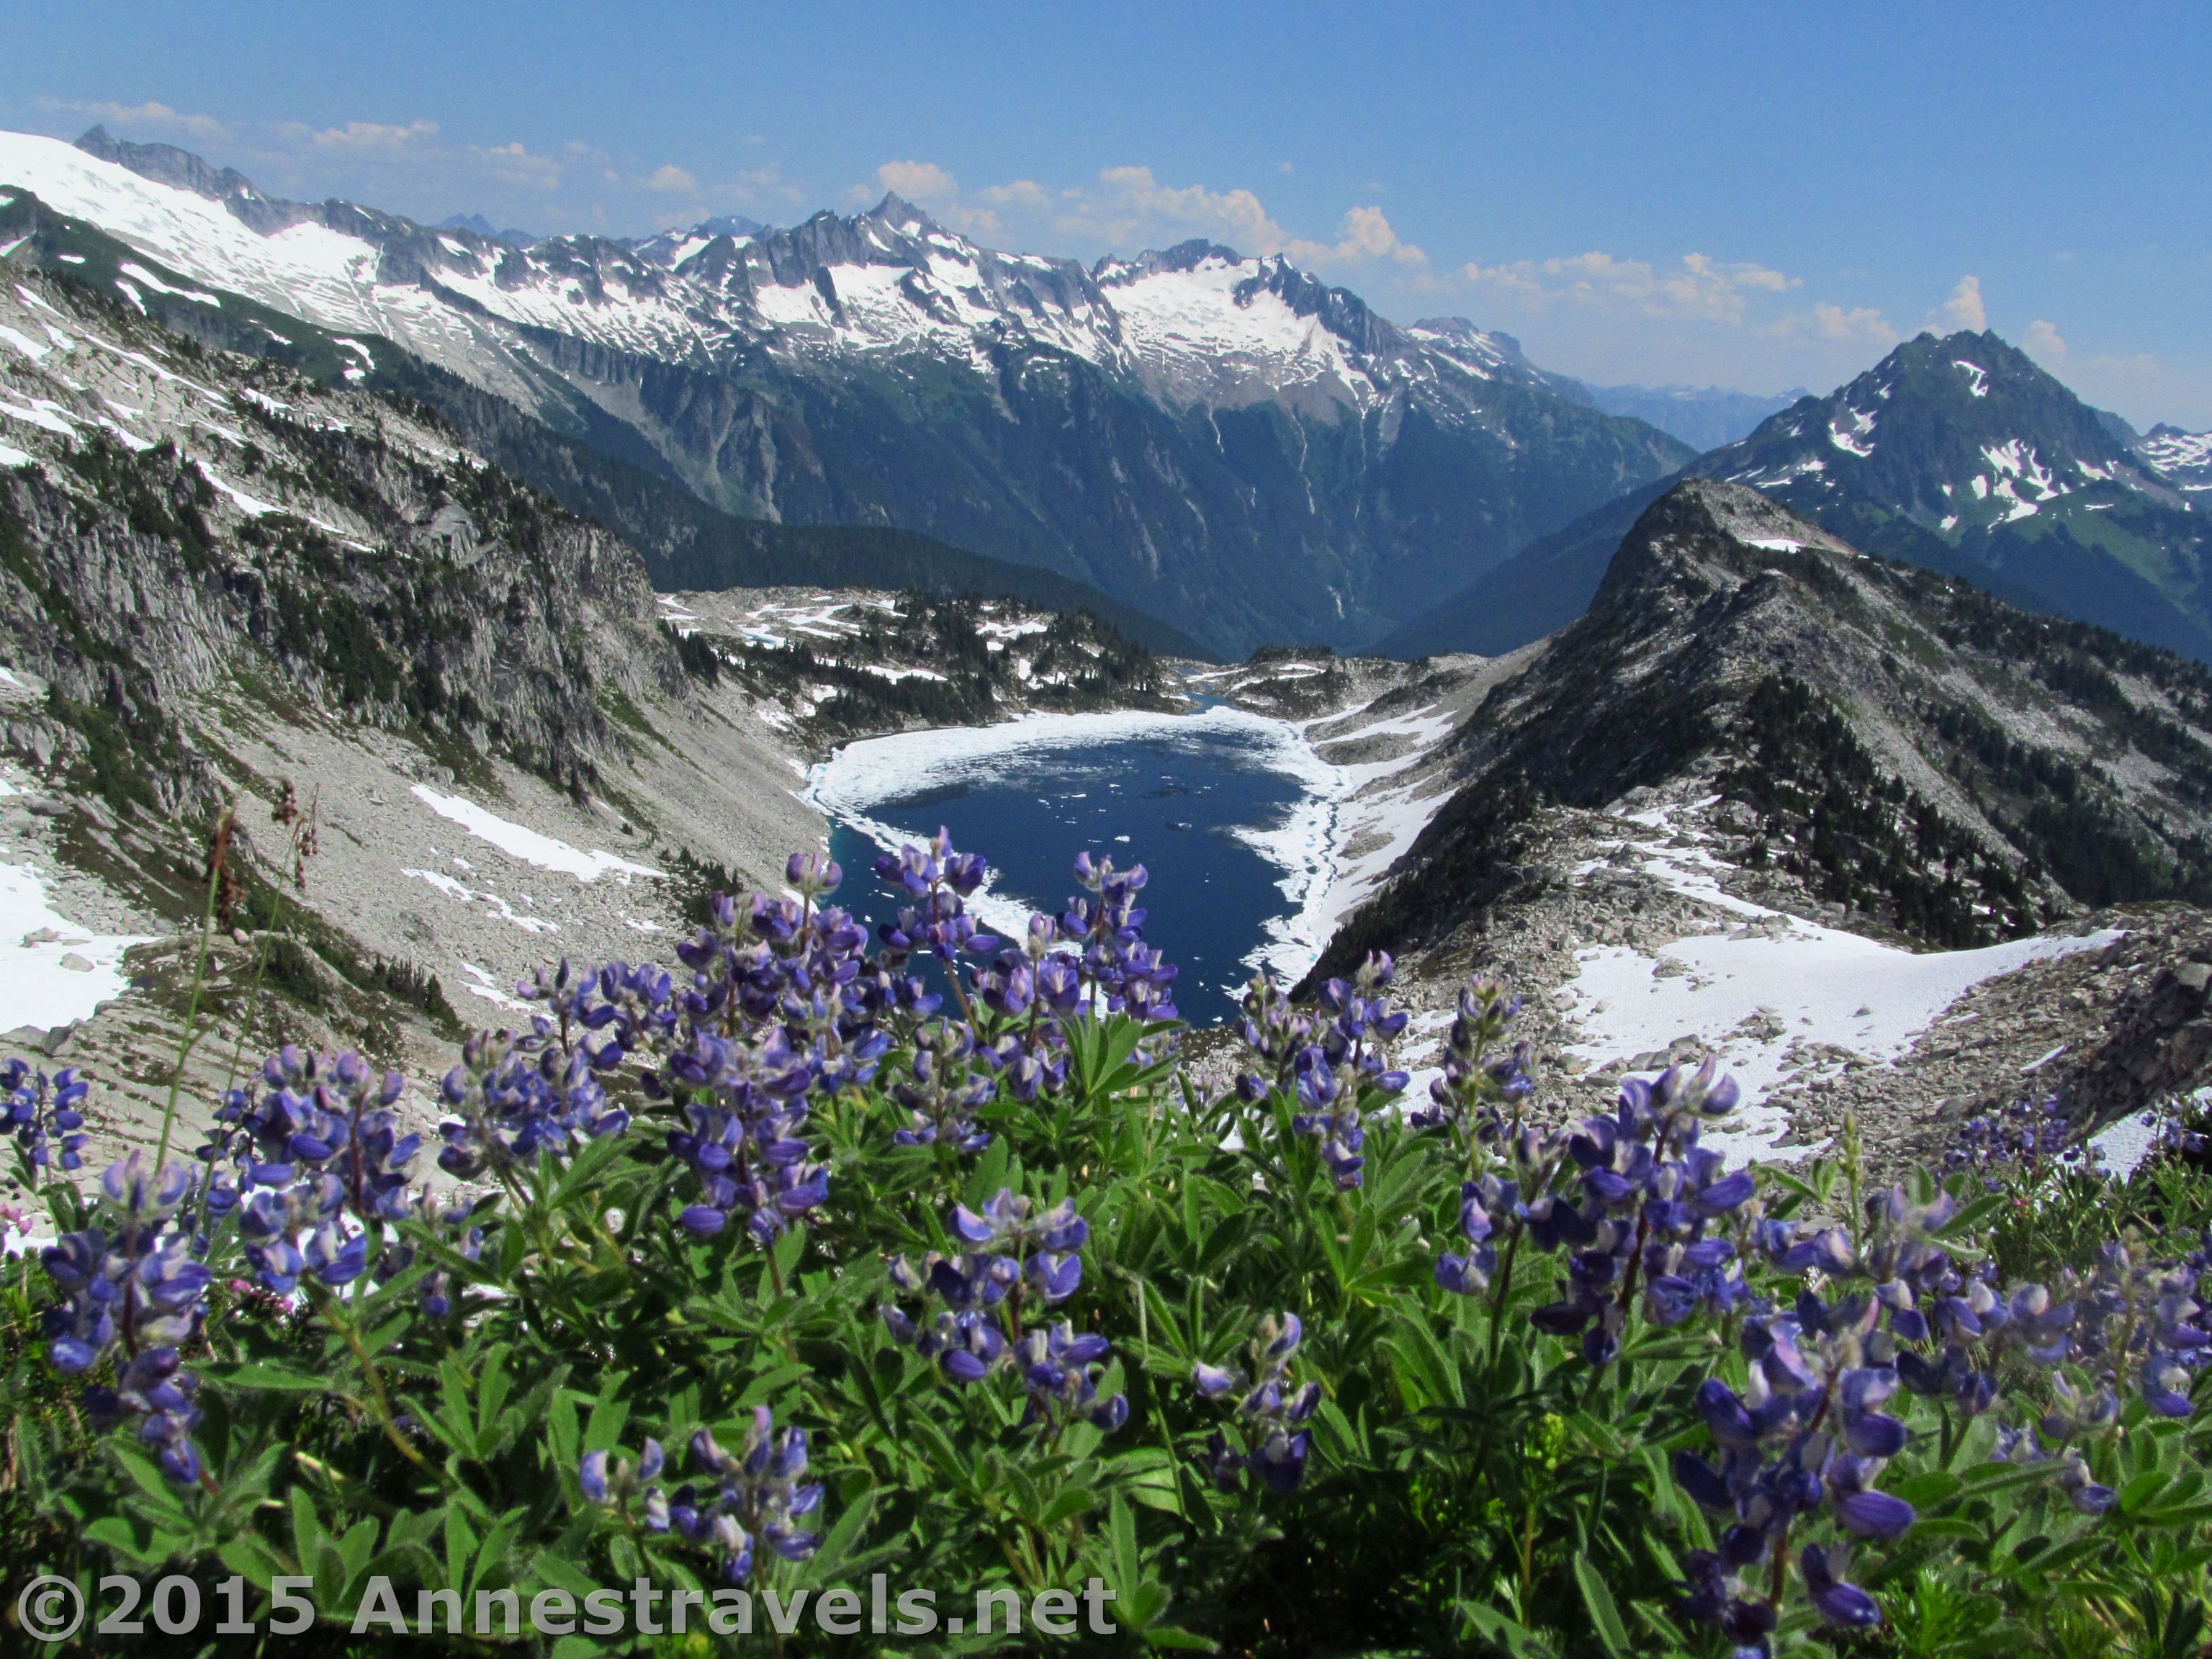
[1587,479,1856,614]
[73,124,327,239]
[1717,327,2170,523]
[1327,479,2212,966]
[1411,317,1528,362]
[1092,239,1248,282]
[860,191,934,234]
[73,124,261,204]
[1236,256,1400,358]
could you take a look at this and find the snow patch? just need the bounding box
[1560,804,2123,1166]
[410,785,661,884]
[117,261,222,307]
[457,962,532,1013]
[0,323,50,361]
[0,862,153,1030]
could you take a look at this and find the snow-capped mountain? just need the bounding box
[1091,242,1578,416]
[0,127,1691,655]
[2139,425,2212,496]
[1385,328,2212,664]
[1711,329,2190,531]
[1329,480,2212,1166]
[1696,329,2212,655]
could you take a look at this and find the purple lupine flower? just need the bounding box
[1249,953,1416,1188]
[871,830,996,966]
[1411,977,1528,1145]
[1015,1321,1128,1432]
[436,1027,631,1180]
[1057,852,1180,1023]
[881,1192,1107,1409]
[40,1154,212,1487]
[1797,1544,1881,1629]
[657,1025,830,1242]
[1518,1058,1751,1366]
[1192,1313,1323,1494]
[688,1408,824,1570]
[1435,1181,1498,1295]
[890,1020,999,1151]
[1,1059,90,1176]
[580,1439,668,1525]
[1673,1289,1918,1637]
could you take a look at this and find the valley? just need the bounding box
[4,120,2212,1213]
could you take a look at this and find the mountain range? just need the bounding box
[1,127,1694,656]
[1386,331,2212,662]
[7,125,2208,675]
[6,248,2212,1169]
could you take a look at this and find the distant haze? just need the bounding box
[1578,384,1806,454]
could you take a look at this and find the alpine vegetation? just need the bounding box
[7,832,2212,1657]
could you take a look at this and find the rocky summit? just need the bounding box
[1387,329,2212,666]
[1324,480,2212,1166]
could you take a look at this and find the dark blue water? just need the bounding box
[822,721,1314,1025]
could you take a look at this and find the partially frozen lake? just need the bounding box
[806,706,1341,1024]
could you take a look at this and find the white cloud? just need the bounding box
[312,119,440,151]
[850,163,1423,272]
[876,159,958,203]
[1939,274,1986,332]
[1042,166,1424,267]
[2023,318,2067,364]
[476,140,565,192]
[1070,165,1289,250]
[1460,250,1799,324]
[977,179,1053,210]
[1809,302,1900,346]
[1329,204,1425,266]
[50,99,225,140]
[644,163,698,195]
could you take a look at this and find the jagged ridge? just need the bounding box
[1385,330,2212,663]
[0,128,1692,655]
[1328,480,2212,973]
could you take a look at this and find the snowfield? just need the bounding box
[0,860,150,1033]
[1560,804,2122,1164]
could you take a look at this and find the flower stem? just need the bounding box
[1485,1226,1523,1370]
[155,803,238,1175]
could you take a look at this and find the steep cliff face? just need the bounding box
[0,267,829,1169]
[0,256,845,815]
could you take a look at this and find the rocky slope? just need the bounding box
[657,585,1178,752]
[1325,481,2212,1165]
[0,266,830,1185]
[1388,331,2212,664]
[0,261,1233,1198]
[0,128,1693,655]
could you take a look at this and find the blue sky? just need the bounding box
[5,1,2206,426]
